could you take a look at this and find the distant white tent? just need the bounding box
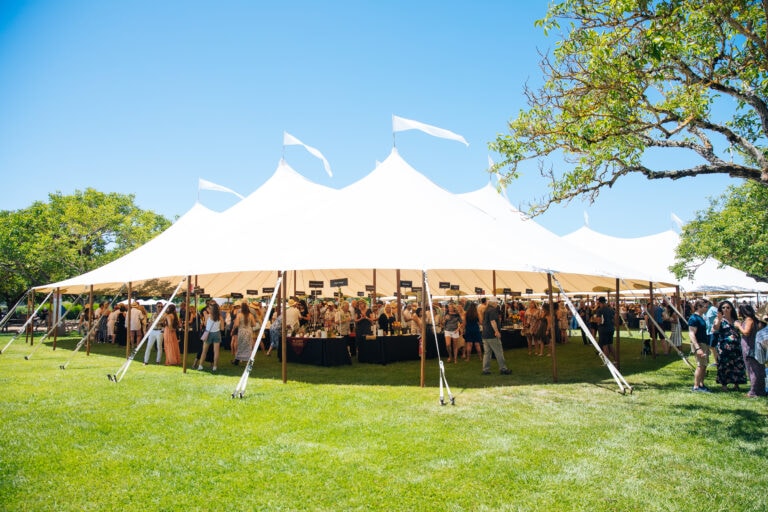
[563,226,768,295]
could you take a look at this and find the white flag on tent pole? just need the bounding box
[283,132,333,177]
[392,115,469,147]
[671,212,684,230]
[198,178,245,199]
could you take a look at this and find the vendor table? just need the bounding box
[357,334,420,365]
[280,336,352,366]
[500,328,526,349]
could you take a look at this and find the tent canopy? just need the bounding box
[35,150,675,299]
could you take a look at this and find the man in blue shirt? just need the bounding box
[688,298,711,392]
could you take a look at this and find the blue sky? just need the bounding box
[0,0,737,237]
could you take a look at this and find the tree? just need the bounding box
[0,189,171,305]
[490,0,768,215]
[670,180,768,281]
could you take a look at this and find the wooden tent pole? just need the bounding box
[372,269,377,305]
[396,269,402,322]
[26,292,34,346]
[182,276,191,373]
[86,285,94,356]
[282,270,288,384]
[420,271,427,388]
[547,273,558,382]
[648,282,656,358]
[615,278,620,369]
[52,288,60,351]
[126,283,133,358]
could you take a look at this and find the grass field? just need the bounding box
[1,330,766,511]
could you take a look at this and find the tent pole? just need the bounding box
[420,271,427,387]
[372,269,377,305]
[396,269,402,323]
[648,282,656,358]
[615,278,620,369]
[86,285,94,356]
[282,270,288,384]
[52,288,60,351]
[126,283,133,359]
[27,292,34,346]
[547,273,558,382]
[182,276,191,373]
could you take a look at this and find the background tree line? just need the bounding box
[490,0,768,282]
[0,188,171,308]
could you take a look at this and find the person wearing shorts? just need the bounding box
[687,298,711,392]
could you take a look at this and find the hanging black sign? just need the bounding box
[330,278,348,288]
[308,280,324,288]
[525,288,533,294]
[194,287,204,294]
[295,290,306,296]
[411,286,422,292]
[262,287,275,294]
[502,288,512,295]
[365,285,375,292]
[230,292,243,299]
[311,290,322,296]
[439,282,451,289]
[509,291,522,297]
[450,285,460,291]
[474,287,483,294]
[246,289,259,296]
[200,293,211,299]
[357,291,365,297]
[399,280,412,288]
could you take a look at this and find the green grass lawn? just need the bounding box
[1,330,766,511]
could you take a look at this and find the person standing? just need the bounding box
[704,299,720,366]
[523,301,539,354]
[231,300,255,366]
[113,304,127,346]
[442,303,463,363]
[734,303,766,398]
[662,303,682,355]
[354,300,375,357]
[95,301,110,343]
[481,297,511,375]
[711,300,746,391]
[197,302,222,372]
[285,299,300,333]
[463,302,483,361]
[143,303,165,365]
[596,297,616,362]
[266,308,281,357]
[163,304,181,366]
[687,298,711,392]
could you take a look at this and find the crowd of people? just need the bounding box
[69,293,768,394]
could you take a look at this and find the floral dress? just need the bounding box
[714,319,746,386]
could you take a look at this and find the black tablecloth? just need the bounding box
[280,336,352,366]
[357,334,420,364]
[500,329,526,349]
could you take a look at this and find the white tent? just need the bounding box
[36,150,672,298]
[563,226,768,294]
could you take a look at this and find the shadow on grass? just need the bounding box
[7,334,709,393]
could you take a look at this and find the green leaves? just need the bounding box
[0,189,171,304]
[671,180,768,281]
[490,0,768,214]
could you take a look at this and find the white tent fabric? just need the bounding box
[563,226,768,294]
[36,150,673,297]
